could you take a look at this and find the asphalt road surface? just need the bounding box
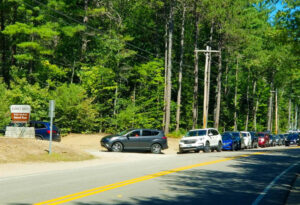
[1,146,299,205]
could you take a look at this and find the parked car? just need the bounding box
[283,134,289,143]
[274,135,283,146]
[223,131,244,150]
[285,133,300,146]
[240,131,252,149]
[257,132,270,147]
[100,129,168,154]
[249,131,258,148]
[278,134,285,145]
[179,128,222,153]
[222,132,239,151]
[29,121,61,142]
[269,135,276,147]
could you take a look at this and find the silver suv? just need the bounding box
[179,128,222,153]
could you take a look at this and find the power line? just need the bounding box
[29,0,195,69]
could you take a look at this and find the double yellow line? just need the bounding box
[33,151,283,205]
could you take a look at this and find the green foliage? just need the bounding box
[51,84,97,133]
[0,0,298,135]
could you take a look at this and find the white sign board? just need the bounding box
[10,105,31,113]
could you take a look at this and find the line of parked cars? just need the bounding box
[100,128,300,154]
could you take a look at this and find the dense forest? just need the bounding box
[0,0,299,135]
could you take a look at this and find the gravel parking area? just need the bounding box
[0,134,180,178]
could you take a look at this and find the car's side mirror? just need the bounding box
[208,133,213,136]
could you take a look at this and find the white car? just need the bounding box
[179,128,223,153]
[240,131,252,149]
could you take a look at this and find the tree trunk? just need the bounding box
[176,3,186,132]
[164,1,174,135]
[1,2,9,86]
[253,99,259,131]
[213,42,222,129]
[275,89,278,134]
[234,58,239,131]
[192,3,200,129]
[71,59,75,84]
[81,0,89,60]
[245,73,250,131]
[224,62,229,95]
[295,105,298,129]
[113,84,118,116]
[11,4,17,68]
[267,81,273,132]
[162,11,168,129]
[288,98,291,130]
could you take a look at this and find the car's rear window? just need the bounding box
[35,123,47,129]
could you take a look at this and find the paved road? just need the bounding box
[1,146,299,205]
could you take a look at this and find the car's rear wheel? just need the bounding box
[111,142,123,152]
[231,143,236,151]
[204,141,210,153]
[217,141,222,152]
[151,143,162,154]
[35,136,43,140]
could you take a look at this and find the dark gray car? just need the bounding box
[100,129,168,154]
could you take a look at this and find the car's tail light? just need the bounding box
[162,136,167,139]
[47,130,57,134]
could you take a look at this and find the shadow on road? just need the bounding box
[73,148,299,205]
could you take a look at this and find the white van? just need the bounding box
[240,131,252,149]
[179,128,223,153]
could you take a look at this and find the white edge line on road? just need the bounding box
[251,162,299,205]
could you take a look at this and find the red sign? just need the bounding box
[11,113,30,123]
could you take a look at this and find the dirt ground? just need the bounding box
[0,134,180,178]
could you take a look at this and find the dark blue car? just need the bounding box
[223,131,243,150]
[285,133,300,146]
[29,121,61,142]
[222,132,239,151]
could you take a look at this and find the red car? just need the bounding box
[257,132,270,147]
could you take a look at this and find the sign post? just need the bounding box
[49,100,55,154]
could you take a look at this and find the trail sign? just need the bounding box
[10,105,31,123]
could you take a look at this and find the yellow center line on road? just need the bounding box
[34,149,299,205]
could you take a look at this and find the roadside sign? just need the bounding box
[10,105,31,123]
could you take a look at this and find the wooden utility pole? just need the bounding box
[195,46,220,129]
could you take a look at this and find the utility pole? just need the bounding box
[195,46,220,128]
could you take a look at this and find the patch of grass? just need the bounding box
[23,152,94,162]
[0,138,95,163]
